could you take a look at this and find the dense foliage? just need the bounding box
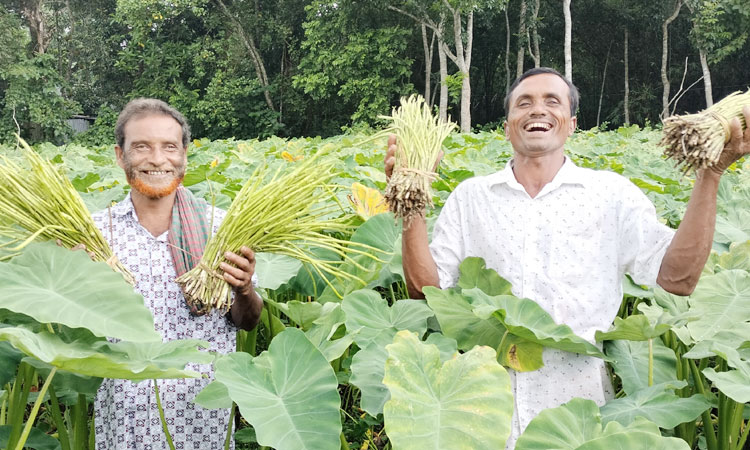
[1,0,749,144]
[1,128,750,449]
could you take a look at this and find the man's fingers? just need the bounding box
[385,134,397,180]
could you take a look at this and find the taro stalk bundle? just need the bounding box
[381,95,456,221]
[661,90,750,172]
[0,137,134,284]
[176,152,382,315]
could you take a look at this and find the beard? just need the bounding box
[123,159,186,200]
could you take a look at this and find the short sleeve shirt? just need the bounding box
[429,157,675,448]
[92,194,236,450]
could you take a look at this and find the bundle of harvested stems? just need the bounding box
[381,95,456,222]
[176,151,383,315]
[0,137,134,284]
[661,90,750,172]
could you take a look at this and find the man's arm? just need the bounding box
[657,106,750,295]
[385,135,440,299]
[221,246,263,330]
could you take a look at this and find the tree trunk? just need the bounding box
[516,0,527,77]
[443,2,472,132]
[597,41,612,127]
[530,0,541,67]
[422,24,435,106]
[624,28,630,125]
[215,0,276,112]
[661,0,683,119]
[563,0,572,80]
[699,50,713,107]
[21,0,48,55]
[505,4,512,94]
[438,39,449,123]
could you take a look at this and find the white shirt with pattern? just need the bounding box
[429,157,675,448]
[92,194,236,450]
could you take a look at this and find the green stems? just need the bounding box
[153,379,176,450]
[223,403,236,450]
[13,367,56,450]
[47,384,72,450]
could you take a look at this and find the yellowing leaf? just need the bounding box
[281,151,303,162]
[193,139,202,147]
[348,182,388,219]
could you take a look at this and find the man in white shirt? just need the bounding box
[385,67,750,447]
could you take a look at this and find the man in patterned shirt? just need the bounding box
[92,98,262,449]
[385,67,750,447]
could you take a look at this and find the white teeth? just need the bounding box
[525,122,552,131]
[145,171,167,175]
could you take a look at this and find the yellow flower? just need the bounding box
[348,182,388,219]
[193,139,202,147]
[210,158,219,168]
[281,151,303,162]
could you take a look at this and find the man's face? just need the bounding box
[115,114,187,200]
[504,73,577,158]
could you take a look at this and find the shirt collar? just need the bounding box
[109,192,135,217]
[487,155,592,190]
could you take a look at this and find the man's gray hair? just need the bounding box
[115,98,191,149]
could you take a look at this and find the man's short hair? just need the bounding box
[115,98,191,149]
[504,67,579,117]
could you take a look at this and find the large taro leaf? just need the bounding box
[594,315,672,342]
[423,286,507,351]
[23,357,102,403]
[683,323,750,359]
[600,381,711,429]
[686,270,750,342]
[700,345,750,403]
[254,253,303,290]
[0,327,212,381]
[707,241,750,273]
[0,242,160,342]
[0,341,22,386]
[318,213,401,302]
[213,328,342,450]
[465,288,605,359]
[194,380,233,409]
[515,398,690,450]
[383,331,513,450]
[342,289,433,348]
[344,289,434,416]
[0,425,61,450]
[265,298,323,330]
[304,303,354,362]
[604,339,677,395]
[456,257,513,295]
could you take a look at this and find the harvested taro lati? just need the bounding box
[381,95,456,223]
[661,90,749,173]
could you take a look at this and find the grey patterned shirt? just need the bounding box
[92,194,235,450]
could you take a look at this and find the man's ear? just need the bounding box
[569,116,578,136]
[504,120,508,136]
[114,145,125,169]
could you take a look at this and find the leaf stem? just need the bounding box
[13,367,57,450]
[153,379,176,450]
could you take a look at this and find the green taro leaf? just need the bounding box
[265,298,322,331]
[255,253,303,290]
[194,380,233,409]
[700,346,750,403]
[350,341,390,416]
[318,213,401,302]
[604,339,678,396]
[686,270,750,342]
[383,331,513,450]
[304,303,354,362]
[595,315,672,341]
[213,328,342,450]
[0,425,61,450]
[423,286,507,351]
[456,257,513,295]
[465,288,606,360]
[0,327,212,381]
[600,381,711,429]
[498,333,544,372]
[0,341,23,386]
[515,398,691,450]
[0,242,160,342]
[683,323,750,359]
[342,289,433,348]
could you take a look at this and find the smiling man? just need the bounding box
[385,67,750,448]
[92,98,263,449]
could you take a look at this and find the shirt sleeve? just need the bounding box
[617,178,675,286]
[429,186,468,289]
